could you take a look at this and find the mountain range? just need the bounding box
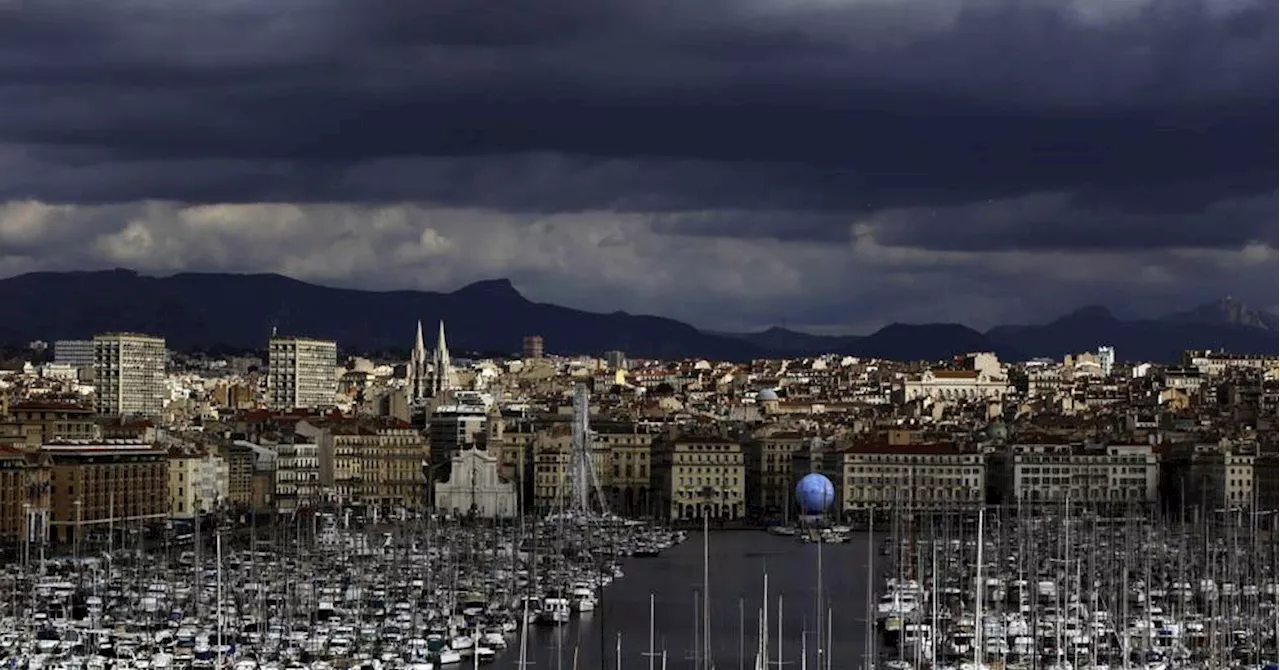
[0,269,1274,363]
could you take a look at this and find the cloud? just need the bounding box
[0,1,1272,204]
[1,199,1274,334]
[0,0,1274,333]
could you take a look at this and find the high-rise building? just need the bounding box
[1097,346,1116,377]
[92,333,167,417]
[267,336,338,410]
[522,335,544,360]
[604,350,628,370]
[53,340,95,369]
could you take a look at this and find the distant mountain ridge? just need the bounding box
[0,269,1273,363]
[0,269,764,360]
[728,300,1277,362]
[1159,297,1277,331]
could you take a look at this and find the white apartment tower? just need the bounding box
[1097,346,1116,377]
[268,336,338,410]
[93,332,167,417]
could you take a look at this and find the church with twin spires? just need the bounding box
[408,319,458,404]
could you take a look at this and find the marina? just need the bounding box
[870,506,1280,670]
[0,513,691,669]
[0,505,1276,669]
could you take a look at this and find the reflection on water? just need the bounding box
[504,530,878,669]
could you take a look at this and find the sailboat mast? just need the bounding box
[763,571,770,665]
[518,599,530,668]
[216,530,224,670]
[864,512,874,670]
[704,509,712,670]
[931,541,939,669]
[816,520,824,670]
[649,593,657,670]
[826,608,833,670]
[974,506,984,670]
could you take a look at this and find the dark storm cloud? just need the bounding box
[864,192,1280,252]
[648,211,854,243]
[0,0,1275,255]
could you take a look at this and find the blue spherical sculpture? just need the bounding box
[795,473,835,514]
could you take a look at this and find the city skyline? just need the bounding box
[0,0,1275,334]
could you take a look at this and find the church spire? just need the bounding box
[436,320,450,366]
[433,319,456,395]
[409,320,429,403]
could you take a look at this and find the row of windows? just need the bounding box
[847,465,981,474]
[849,456,980,465]
[1020,465,1151,474]
[1015,454,1150,463]
[847,487,979,500]
[1016,488,1149,500]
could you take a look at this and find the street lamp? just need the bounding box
[21,502,29,570]
[73,499,82,563]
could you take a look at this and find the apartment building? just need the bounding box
[1199,449,1256,508]
[93,333,167,417]
[896,369,1009,403]
[604,350,627,370]
[1255,453,1278,511]
[1159,443,1260,511]
[811,442,985,515]
[1183,350,1278,378]
[53,339,95,369]
[167,453,229,519]
[595,423,656,517]
[0,448,51,547]
[427,400,490,457]
[274,440,321,515]
[530,429,614,514]
[481,419,535,508]
[0,401,99,448]
[267,336,338,410]
[652,435,745,521]
[44,440,169,544]
[221,443,256,507]
[744,431,807,520]
[316,420,428,510]
[1004,442,1159,506]
[522,335,544,360]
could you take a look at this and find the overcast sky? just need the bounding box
[0,0,1275,334]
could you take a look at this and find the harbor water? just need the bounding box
[511,530,876,669]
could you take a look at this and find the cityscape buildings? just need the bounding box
[266,335,338,410]
[0,325,1271,544]
[522,335,544,360]
[92,332,167,418]
[53,340,94,370]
